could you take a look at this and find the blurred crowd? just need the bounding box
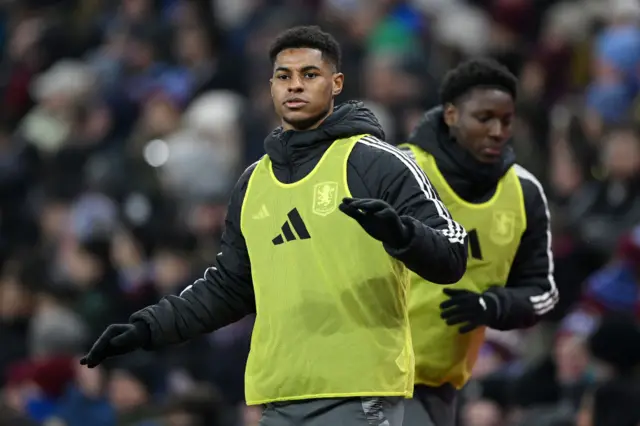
[0,0,639,425]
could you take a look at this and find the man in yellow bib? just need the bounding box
[399,59,559,426]
[79,26,468,425]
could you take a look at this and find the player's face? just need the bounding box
[444,88,514,164]
[270,48,344,131]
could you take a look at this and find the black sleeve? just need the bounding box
[485,166,559,330]
[129,164,257,349]
[347,138,468,284]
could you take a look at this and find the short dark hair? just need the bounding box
[269,26,341,70]
[439,58,517,105]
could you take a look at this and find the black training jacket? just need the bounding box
[130,101,468,347]
[404,107,558,330]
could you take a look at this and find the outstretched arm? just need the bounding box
[348,136,468,284]
[130,164,259,348]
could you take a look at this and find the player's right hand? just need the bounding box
[80,322,150,368]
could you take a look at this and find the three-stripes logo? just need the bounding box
[272,208,311,245]
[253,204,270,219]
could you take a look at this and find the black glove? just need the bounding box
[339,197,411,249]
[80,322,150,368]
[439,288,499,334]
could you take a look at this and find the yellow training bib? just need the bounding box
[400,143,526,389]
[241,135,413,405]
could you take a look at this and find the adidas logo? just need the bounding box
[272,208,311,245]
[252,204,270,219]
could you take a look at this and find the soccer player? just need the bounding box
[399,59,559,426]
[81,26,468,425]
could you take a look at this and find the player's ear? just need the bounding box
[332,72,344,97]
[270,78,274,97]
[443,103,458,127]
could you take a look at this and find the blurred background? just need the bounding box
[0,0,639,425]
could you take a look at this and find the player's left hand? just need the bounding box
[339,197,411,249]
[439,288,498,333]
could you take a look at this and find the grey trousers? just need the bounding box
[402,385,457,426]
[259,397,404,426]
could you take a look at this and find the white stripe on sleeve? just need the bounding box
[180,264,219,297]
[358,136,466,245]
[398,146,416,160]
[514,164,559,315]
